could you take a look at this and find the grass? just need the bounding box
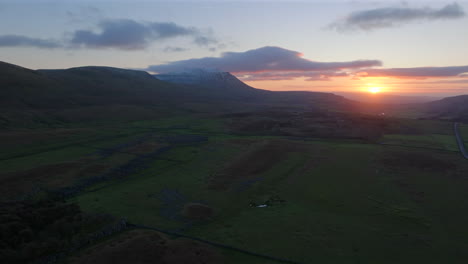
[460,123,468,147]
[0,145,91,173]
[381,133,459,151]
[74,139,242,230]
[398,119,453,135]
[72,132,468,263]
[4,116,468,263]
[187,143,431,263]
[67,228,285,264]
[379,118,459,152]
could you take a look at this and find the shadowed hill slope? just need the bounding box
[1,61,363,127]
[1,62,184,127]
[423,95,468,121]
[0,61,63,108]
[39,66,178,106]
[155,69,361,110]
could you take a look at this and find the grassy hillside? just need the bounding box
[422,95,468,121]
[0,61,365,129]
[39,66,176,105]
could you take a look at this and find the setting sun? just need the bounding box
[368,87,381,94]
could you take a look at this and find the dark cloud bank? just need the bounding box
[147,46,382,74]
[148,46,468,81]
[70,19,217,50]
[329,2,465,31]
[0,19,216,50]
[361,65,468,78]
[163,46,188,53]
[0,35,61,49]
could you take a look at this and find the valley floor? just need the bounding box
[2,114,468,263]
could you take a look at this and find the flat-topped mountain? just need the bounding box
[154,69,360,109]
[155,69,269,99]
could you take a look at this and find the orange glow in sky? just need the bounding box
[240,76,466,96]
[368,87,381,94]
[242,77,395,94]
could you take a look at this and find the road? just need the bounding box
[454,122,468,159]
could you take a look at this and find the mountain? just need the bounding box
[155,69,270,100]
[38,66,177,106]
[423,95,468,121]
[0,61,62,108]
[154,69,361,111]
[0,61,362,127]
[0,62,182,127]
[0,62,177,108]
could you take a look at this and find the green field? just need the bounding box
[460,123,468,147]
[380,133,459,151]
[73,137,468,263]
[3,116,468,263]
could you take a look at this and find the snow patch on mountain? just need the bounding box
[155,68,238,85]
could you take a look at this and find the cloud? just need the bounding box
[358,65,468,78]
[329,3,465,31]
[147,46,382,74]
[148,46,468,82]
[66,6,102,24]
[193,35,217,46]
[0,19,218,51]
[0,35,61,48]
[70,19,217,50]
[163,46,187,52]
[238,71,350,82]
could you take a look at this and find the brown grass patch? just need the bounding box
[208,139,305,190]
[181,203,214,220]
[0,158,109,199]
[0,128,92,148]
[0,161,82,199]
[125,141,161,154]
[226,138,257,146]
[69,229,223,264]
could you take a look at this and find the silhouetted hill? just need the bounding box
[0,61,63,108]
[0,61,361,127]
[155,69,359,110]
[39,66,177,106]
[1,62,183,127]
[424,95,468,121]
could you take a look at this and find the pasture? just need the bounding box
[2,115,468,263]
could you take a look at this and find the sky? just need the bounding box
[1,0,468,96]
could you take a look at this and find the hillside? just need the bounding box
[155,69,270,100]
[0,63,181,127]
[423,95,468,121]
[0,61,62,108]
[155,69,360,111]
[39,66,177,106]
[0,61,362,127]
